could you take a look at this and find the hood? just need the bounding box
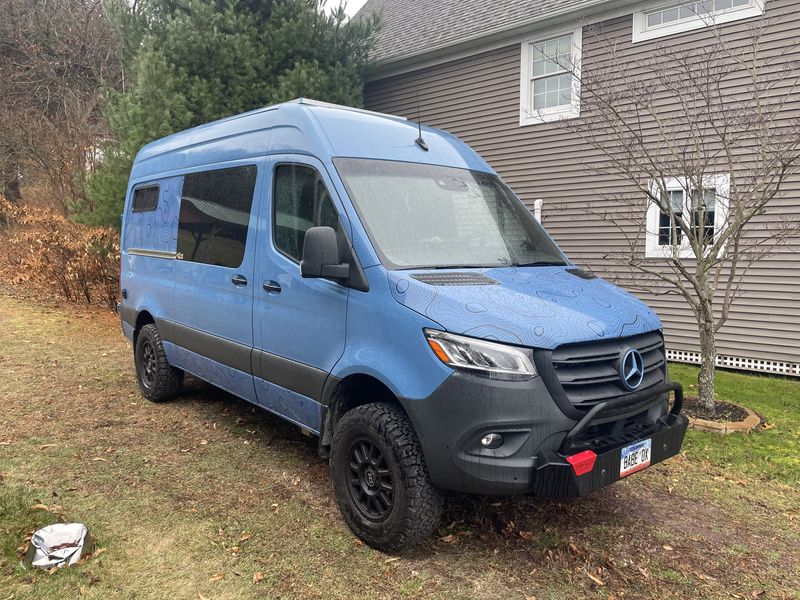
[387,266,661,349]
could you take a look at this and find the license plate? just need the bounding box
[619,438,652,478]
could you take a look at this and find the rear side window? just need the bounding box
[273,164,340,262]
[177,165,257,268]
[131,185,160,213]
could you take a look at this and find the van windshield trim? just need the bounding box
[333,157,569,271]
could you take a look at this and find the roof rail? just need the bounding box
[291,97,408,122]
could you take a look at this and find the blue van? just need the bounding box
[119,99,688,551]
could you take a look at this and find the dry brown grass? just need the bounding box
[0,292,798,599]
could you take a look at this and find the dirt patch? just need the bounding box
[682,396,750,422]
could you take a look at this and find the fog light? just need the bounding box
[480,433,504,449]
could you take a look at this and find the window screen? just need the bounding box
[646,0,752,29]
[691,188,716,245]
[658,190,684,246]
[531,34,573,110]
[177,165,257,268]
[131,185,160,213]
[273,165,340,262]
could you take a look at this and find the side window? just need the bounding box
[131,185,160,213]
[273,164,340,262]
[177,165,257,268]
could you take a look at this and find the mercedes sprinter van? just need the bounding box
[119,99,688,551]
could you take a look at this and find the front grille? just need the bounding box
[570,419,654,453]
[547,331,666,411]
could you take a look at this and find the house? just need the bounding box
[356,0,800,377]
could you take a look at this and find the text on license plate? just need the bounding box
[619,438,652,478]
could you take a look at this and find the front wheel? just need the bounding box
[331,403,444,552]
[134,323,183,402]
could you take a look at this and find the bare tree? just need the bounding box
[0,0,121,212]
[528,15,800,412]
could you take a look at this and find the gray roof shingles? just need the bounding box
[356,0,612,64]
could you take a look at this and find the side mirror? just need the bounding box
[301,226,350,281]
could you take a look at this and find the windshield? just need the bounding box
[333,158,568,270]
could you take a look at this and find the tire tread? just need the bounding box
[331,403,443,552]
[135,323,183,402]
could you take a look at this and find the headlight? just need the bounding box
[424,329,537,381]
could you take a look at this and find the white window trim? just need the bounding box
[519,25,582,126]
[644,174,730,259]
[632,0,765,43]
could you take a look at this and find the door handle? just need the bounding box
[262,280,282,294]
[231,274,248,286]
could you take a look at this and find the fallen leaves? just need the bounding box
[253,572,264,584]
[568,542,581,556]
[208,573,224,582]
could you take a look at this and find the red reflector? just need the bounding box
[566,450,597,476]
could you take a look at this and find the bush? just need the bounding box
[0,198,119,308]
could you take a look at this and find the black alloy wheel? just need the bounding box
[330,403,444,552]
[134,323,183,402]
[347,438,394,521]
[138,338,157,390]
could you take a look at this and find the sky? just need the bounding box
[342,0,368,17]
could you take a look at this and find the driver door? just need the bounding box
[251,155,349,432]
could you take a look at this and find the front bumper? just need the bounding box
[404,373,687,497]
[532,409,688,497]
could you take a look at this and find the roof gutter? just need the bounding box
[364,0,644,81]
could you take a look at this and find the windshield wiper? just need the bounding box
[430,264,486,269]
[510,260,566,267]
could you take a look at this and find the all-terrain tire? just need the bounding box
[331,403,444,552]
[134,323,183,403]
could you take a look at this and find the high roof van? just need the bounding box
[119,99,688,551]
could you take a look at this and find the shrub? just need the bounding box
[0,198,119,308]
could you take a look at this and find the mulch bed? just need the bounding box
[682,396,750,422]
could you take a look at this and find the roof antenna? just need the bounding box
[414,83,429,151]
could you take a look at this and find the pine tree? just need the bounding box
[80,0,378,226]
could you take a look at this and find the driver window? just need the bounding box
[273,164,340,262]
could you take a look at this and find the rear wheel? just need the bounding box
[134,323,183,402]
[331,403,444,552]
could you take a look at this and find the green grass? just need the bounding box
[669,363,800,484]
[0,485,55,565]
[1,293,798,599]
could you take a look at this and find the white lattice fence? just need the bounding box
[667,349,800,377]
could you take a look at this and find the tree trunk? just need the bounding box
[697,301,716,415]
[1,164,22,202]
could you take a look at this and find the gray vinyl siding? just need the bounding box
[364,0,800,368]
